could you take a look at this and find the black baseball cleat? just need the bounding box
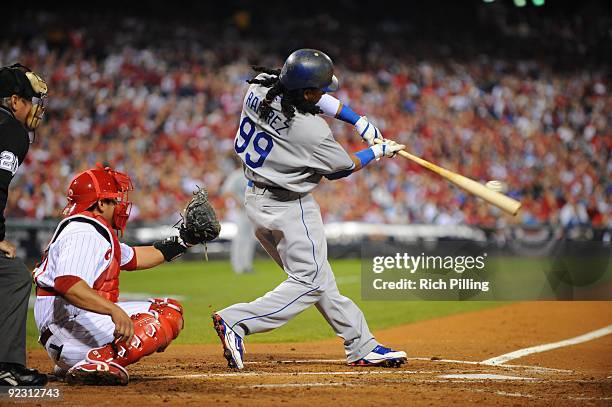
[0,363,48,386]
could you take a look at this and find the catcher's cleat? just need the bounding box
[349,345,407,368]
[212,313,245,369]
[65,362,129,386]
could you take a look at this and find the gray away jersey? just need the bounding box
[234,74,354,193]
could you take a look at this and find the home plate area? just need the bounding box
[113,355,610,406]
[28,302,612,406]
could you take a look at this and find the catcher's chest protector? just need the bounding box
[42,212,123,302]
[83,212,123,302]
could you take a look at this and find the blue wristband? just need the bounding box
[338,104,361,125]
[326,148,375,180]
[355,148,375,167]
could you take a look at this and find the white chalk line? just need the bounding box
[439,374,537,381]
[422,379,607,384]
[443,384,612,402]
[494,391,534,399]
[240,382,356,389]
[482,324,612,365]
[154,369,421,380]
[150,368,594,381]
[235,378,612,395]
[246,357,571,373]
[242,380,527,391]
[468,388,535,399]
[412,358,570,373]
[500,364,571,373]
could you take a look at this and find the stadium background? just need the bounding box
[1,0,609,339]
[2,0,609,231]
[0,1,610,403]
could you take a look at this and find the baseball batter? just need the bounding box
[213,49,407,368]
[33,165,194,385]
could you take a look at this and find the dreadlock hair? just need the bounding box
[246,66,322,122]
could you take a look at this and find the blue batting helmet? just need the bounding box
[279,49,339,92]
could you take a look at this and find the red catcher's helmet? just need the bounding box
[63,165,134,233]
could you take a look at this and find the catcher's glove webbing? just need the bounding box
[178,186,221,260]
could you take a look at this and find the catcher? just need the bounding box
[32,165,220,385]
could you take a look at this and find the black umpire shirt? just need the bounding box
[0,105,30,242]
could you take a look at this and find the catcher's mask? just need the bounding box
[63,165,134,234]
[0,63,48,133]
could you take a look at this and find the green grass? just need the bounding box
[27,259,503,347]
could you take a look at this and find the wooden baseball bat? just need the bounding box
[373,139,521,216]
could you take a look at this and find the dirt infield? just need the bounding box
[22,301,612,406]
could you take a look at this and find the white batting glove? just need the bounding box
[355,116,382,146]
[370,139,405,159]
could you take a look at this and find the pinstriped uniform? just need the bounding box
[218,79,380,362]
[33,220,149,370]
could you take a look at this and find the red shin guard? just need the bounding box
[87,299,184,367]
[148,298,184,341]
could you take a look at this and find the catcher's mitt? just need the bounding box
[178,187,221,248]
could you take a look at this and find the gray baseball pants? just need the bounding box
[218,185,379,362]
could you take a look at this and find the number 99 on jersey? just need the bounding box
[235,116,274,168]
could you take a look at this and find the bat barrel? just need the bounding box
[374,139,521,216]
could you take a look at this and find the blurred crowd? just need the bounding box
[0,5,609,229]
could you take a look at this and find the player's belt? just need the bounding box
[248,180,286,191]
[249,180,305,201]
[36,285,57,296]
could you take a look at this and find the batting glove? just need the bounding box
[355,116,382,146]
[371,139,405,158]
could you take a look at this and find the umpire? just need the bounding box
[0,63,48,386]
